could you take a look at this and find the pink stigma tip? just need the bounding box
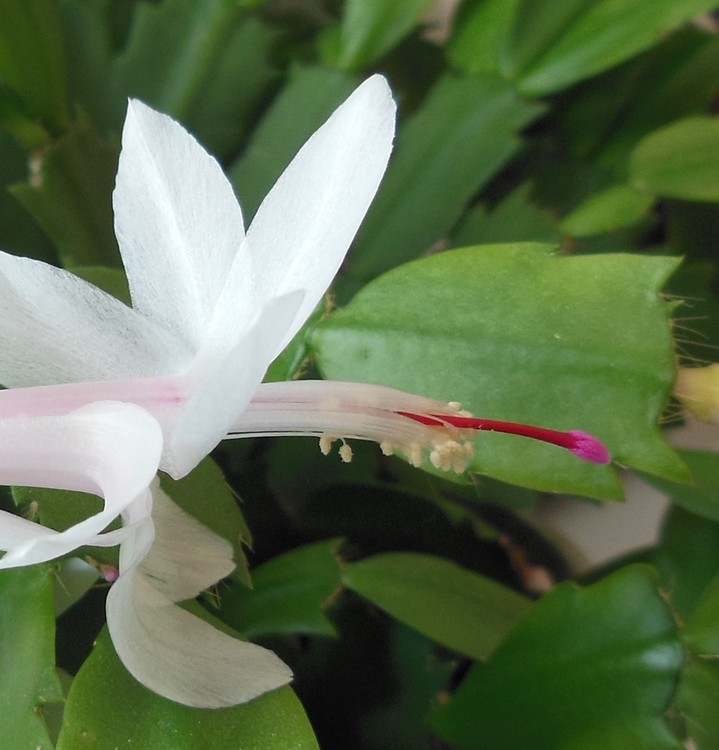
[568,431,611,464]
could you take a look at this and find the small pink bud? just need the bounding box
[101,564,120,583]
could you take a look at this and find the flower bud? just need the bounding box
[676,365,719,424]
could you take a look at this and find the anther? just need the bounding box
[319,436,335,456]
[339,442,353,463]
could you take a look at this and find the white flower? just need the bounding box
[0,74,608,708]
[0,76,396,708]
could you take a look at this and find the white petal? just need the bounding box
[139,485,235,602]
[0,252,190,387]
[0,402,162,567]
[201,242,256,353]
[245,75,396,355]
[0,512,64,551]
[107,570,292,707]
[108,490,291,708]
[164,290,304,478]
[114,100,245,350]
[115,490,156,569]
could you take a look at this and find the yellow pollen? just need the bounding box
[319,436,335,456]
[339,442,353,463]
[450,443,467,473]
[380,441,394,456]
[426,438,472,474]
[316,403,476,475]
[408,443,424,467]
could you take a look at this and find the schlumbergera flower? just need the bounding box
[0,76,609,707]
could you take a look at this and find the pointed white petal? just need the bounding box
[139,485,235,602]
[246,75,396,355]
[107,570,292,707]
[0,251,190,387]
[0,402,161,567]
[164,290,304,478]
[107,490,291,708]
[114,100,245,350]
[201,242,256,352]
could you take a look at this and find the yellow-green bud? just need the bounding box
[676,365,719,423]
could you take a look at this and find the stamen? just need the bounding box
[380,441,394,457]
[339,441,353,463]
[319,436,335,456]
[228,381,611,474]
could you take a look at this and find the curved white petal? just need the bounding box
[0,402,162,567]
[245,75,396,355]
[107,488,291,708]
[0,252,190,387]
[107,572,292,707]
[140,485,235,602]
[164,290,304,478]
[114,100,245,350]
